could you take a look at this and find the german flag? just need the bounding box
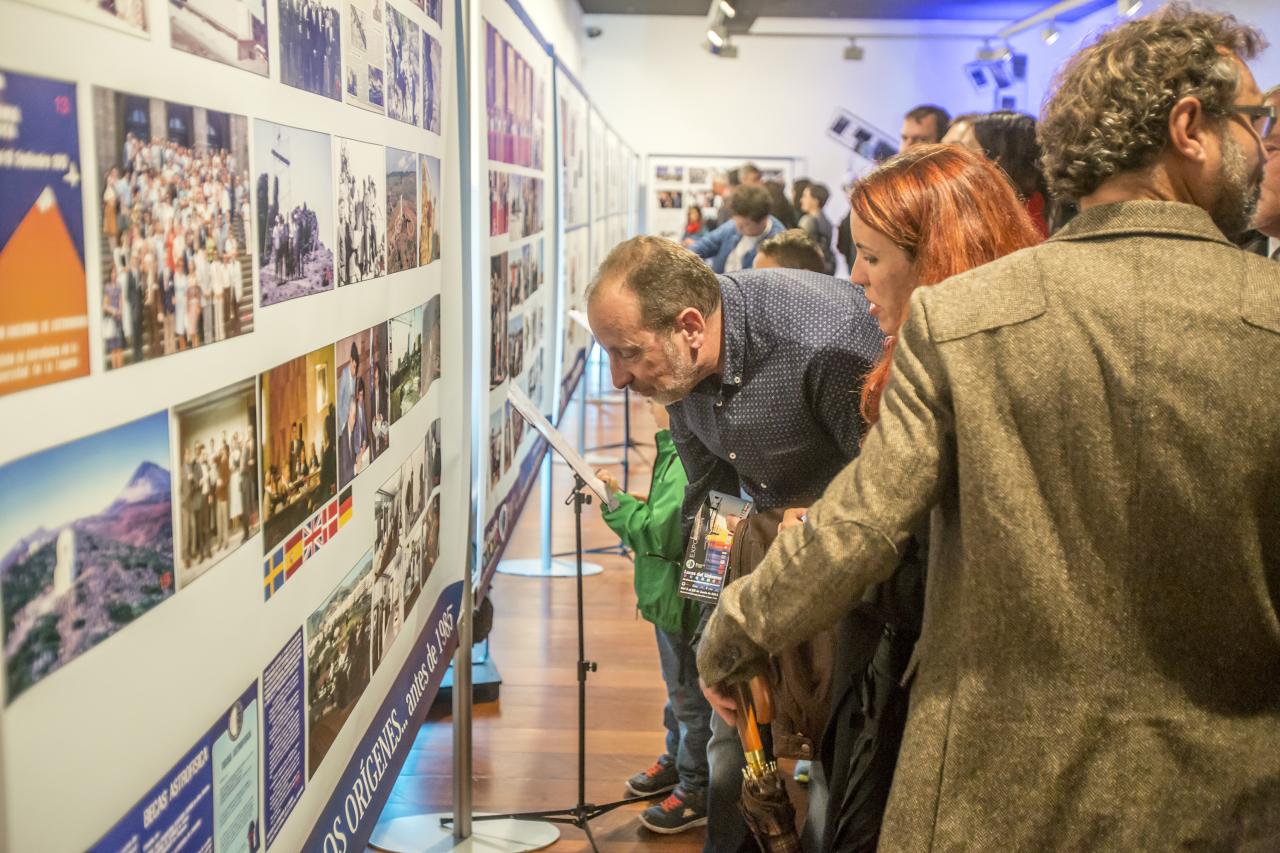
[284,529,305,578]
[339,487,353,528]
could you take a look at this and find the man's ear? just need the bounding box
[1168,95,1214,164]
[674,307,707,346]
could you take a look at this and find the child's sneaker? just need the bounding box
[638,787,708,834]
[625,755,679,797]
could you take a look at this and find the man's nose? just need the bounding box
[608,359,630,390]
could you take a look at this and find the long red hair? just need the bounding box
[852,144,1042,425]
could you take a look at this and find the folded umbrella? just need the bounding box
[735,676,802,853]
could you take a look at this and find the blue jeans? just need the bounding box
[655,626,711,794]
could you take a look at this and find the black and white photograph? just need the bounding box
[169,0,268,76]
[280,0,342,100]
[173,379,261,590]
[336,324,390,488]
[254,120,335,305]
[336,136,386,285]
[688,166,708,184]
[505,313,524,384]
[508,175,543,240]
[386,3,420,126]
[425,417,441,493]
[423,30,442,134]
[94,88,254,370]
[487,406,503,490]
[385,147,418,274]
[343,0,385,113]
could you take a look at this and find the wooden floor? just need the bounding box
[376,366,707,851]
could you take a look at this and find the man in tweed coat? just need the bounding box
[697,5,1280,850]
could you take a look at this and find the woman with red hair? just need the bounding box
[805,144,1042,852]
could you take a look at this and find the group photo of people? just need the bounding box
[173,379,262,589]
[386,3,421,126]
[279,0,342,100]
[96,92,254,370]
[337,137,387,285]
[484,21,545,170]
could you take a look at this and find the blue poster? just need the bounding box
[91,682,260,853]
[0,68,89,396]
[262,629,305,849]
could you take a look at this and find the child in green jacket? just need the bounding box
[598,400,711,834]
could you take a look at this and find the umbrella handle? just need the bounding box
[734,675,776,774]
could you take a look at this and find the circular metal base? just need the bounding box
[370,813,560,853]
[496,558,603,577]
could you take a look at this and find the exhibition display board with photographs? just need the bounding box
[555,63,591,418]
[647,154,800,243]
[0,0,464,851]
[476,0,557,597]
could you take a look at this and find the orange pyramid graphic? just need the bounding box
[0,187,90,394]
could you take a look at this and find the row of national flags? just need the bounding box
[264,487,354,601]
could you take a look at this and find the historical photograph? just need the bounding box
[336,324,390,488]
[488,253,507,389]
[484,21,544,170]
[173,378,261,590]
[336,136,386,285]
[488,170,509,237]
[657,189,683,209]
[505,313,524,385]
[1,411,173,704]
[487,406,503,490]
[388,304,423,423]
[254,120,334,305]
[654,165,684,182]
[385,3,420,126]
[94,88,253,370]
[0,70,89,396]
[306,547,373,777]
[280,0,342,100]
[343,0,385,113]
[688,166,708,184]
[421,293,440,397]
[260,345,337,553]
[419,153,441,265]
[169,0,268,76]
[423,30,442,134]
[425,417,441,493]
[423,492,439,576]
[385,147,418,274]
[508,175,543,240]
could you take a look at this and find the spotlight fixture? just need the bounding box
[843,39,864,61]
[976,40,1011,61]
[706,25,725,47]
[1117,0,1142,17]
[718,0,736,18]
[1041,22,1059,45]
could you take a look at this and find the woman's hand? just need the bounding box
[778,507,808,534]
[595,467,620,495]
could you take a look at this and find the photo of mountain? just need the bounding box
[0,412,174,704]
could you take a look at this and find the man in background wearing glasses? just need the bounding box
[1242,85,1280,259]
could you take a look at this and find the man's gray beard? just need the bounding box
[1210,132,1263,238]
[649,337,701,405]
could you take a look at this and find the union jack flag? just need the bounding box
[303,510,329,561]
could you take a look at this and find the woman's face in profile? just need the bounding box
[848,213,918,336]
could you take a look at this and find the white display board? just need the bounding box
[0,0,466,849]
[474,0,558,597]
[646,154,801,242]
[555,61,591,421]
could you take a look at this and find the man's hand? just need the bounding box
[700,677,739,726]
[595,467,620,494]
[778,507,808,534]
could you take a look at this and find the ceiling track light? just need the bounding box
[1041,22,1059,45]
[843,39,864,61]
[1117,0,1142,17]
[976,39,1011,61]
[718,0,736,19]
[707,25,726,48]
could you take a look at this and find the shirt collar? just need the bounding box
[1269,235,1280,260]
[1048,200,1235,248]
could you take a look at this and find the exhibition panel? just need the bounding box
[555,60,592,421]
[646,154,801,241]
[0,0,466,849]
[473,0,559,599]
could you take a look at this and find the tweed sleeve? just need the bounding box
[697,292,955,685]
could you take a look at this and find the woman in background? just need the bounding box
[971,111,1051,236]
[683,204,706,241]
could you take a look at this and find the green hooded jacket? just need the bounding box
[600,430,701,637]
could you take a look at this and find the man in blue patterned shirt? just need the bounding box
[588,236,882,851]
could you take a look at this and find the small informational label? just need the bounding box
[679,491,753,603]
[262,629,306,849]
